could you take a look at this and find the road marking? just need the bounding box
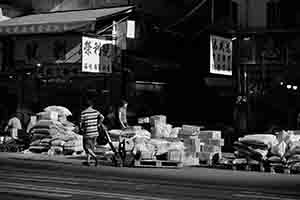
[1,175,81,185]
[0,172,139,186]
[0,188,72,198]
[233,193,298,200]
[0,181,171,200]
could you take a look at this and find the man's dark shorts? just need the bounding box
[83,137,97,152]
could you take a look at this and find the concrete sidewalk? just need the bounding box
[0,151,87,165]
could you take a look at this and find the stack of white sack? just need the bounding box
[28,106,84,155]
[234,134,277,162]
[275,131,300,171]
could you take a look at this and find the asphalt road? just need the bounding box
[0,156,300,200]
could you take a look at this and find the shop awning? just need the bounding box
[0,6,133,35]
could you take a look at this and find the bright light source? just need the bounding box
[280,82,284,85]
[287,84,292,89]
[243,37,251,41]
[9,76,13,79]
[36,63,42,67]
[232,37,237,41]
[293,86,298,90]
[127,20,135,38]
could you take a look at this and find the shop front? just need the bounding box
[238,29,300,131]
[0,6,134,122]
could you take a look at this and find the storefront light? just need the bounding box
[243,37,251,41]
[287,84,292,89]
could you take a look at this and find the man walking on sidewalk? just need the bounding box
[80,97,104,166]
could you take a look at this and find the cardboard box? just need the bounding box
[198,130,221,140]
[150,115,167,126]
[183,138,202,153]
[168,150,184,162]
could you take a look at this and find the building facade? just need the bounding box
[0,5,135,125]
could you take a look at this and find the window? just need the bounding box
[267,1,281,28]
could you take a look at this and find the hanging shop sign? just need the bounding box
[210,35,232,76]
[82,36,113,73]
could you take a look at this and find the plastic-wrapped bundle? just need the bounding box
[233,141,268,161]
[238,134,277,149]
[29,139,51,153]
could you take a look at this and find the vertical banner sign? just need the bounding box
[210,35,232,76]
[82,36,113,73]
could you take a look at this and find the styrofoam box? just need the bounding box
[178,129,199,137]
[167,150,184,162]
[183,138,202,153]
[198,130,221,140]
[202,144,221,153]
[150,115,167,126]
[209,139,225,146]
[182,125,201,132]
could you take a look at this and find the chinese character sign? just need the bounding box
[210,35,232,76]
[82,36,113,73]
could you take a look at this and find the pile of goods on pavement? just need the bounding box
[25,106,83,156]
[105,115,224,167]
[228,130,300,172]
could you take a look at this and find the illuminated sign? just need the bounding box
[81,36,113,73]
[210,35,232,76]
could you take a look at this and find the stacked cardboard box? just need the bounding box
[178,125,203,166]
[167,149,184,162]
[150,115,173,138]
[197,130,224,164]
[150,115,167,126]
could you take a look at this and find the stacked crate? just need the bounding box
[178,125,203,166]
[197,130,224,165]
[150,115,173,138]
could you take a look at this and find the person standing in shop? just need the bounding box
[80,97,104,166]
[4,112,22,140]
[117,100,129,129]
[103,105,117,130]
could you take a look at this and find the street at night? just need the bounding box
[0,153,300,200]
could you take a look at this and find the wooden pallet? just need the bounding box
[134,159,183,168]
